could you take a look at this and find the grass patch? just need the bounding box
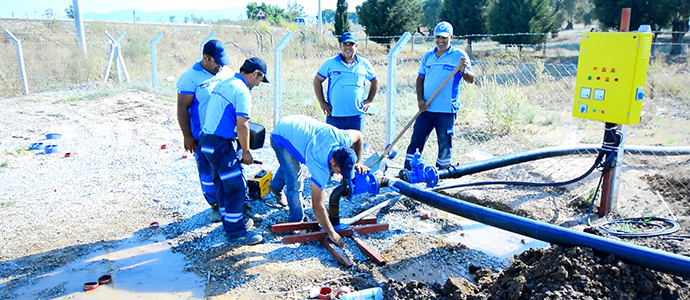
[61,90,120,102]
[4,147,29,155]
[0,161,7,168]
[0,201,16,210]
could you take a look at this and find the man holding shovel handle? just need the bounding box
[404,21,476,170]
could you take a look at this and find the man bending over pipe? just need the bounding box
[270,115,369,247]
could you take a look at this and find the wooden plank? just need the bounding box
[350,235,387,266]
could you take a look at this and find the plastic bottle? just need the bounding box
[338,287,383,300]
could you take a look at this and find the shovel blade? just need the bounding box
[364,153,383,172]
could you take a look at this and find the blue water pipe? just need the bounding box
[391,179,690,278]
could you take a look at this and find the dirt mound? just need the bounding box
[480,245,688,300]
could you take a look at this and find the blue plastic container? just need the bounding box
[44,144,59,154]
[45,133,62,140]
[29,142,45,150]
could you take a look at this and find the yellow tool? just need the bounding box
[572,31,652,124]
[248,169,272,200]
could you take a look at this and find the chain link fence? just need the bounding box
[1,18,689,216]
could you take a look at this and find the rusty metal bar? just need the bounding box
[271,217,378,233]
[320,239,352,267]
[350,235,387,266]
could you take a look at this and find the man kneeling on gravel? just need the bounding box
[269,115,369,247]
[199,57,269,246]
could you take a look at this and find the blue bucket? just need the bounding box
[44,144,59,154]
[29,142,45,150]
[46,133,62,140]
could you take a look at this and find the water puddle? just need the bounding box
[14,233,205,300]
[409,211,550,259]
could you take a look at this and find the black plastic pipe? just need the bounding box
[328,184,349,226]
[392,179,690,278]
[437,144,690,180]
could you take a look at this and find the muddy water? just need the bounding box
[14,232,205,300]
[409,211,550,259]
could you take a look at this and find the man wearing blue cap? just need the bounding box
[199,57,270,246]
[270,114,369,248]
[313,32,378,131]
[405,21,476,170]
[176,39,233,223]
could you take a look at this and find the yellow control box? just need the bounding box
[572,32,652,124]
[248,170,272,200]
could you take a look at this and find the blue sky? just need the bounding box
[1,0,365,18]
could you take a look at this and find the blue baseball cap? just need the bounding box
[340,32,358,44]
[241,57,270,83]
[203,40,231,66]
[333,147,357,180]
[434,21,453,38]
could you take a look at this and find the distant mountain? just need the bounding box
[83,7,246,23]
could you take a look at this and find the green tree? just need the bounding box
[550,0,577,29]
[169,15,176,23]
[357,0,422,45]
[421,0,442,30]
[335,0,350,35]
[286,0,305,20]
[65,5,74,19]
[669,0,690,55]
[320,9,336,23]
[487,0,558,50]
[348,12,359,24]
[439,0,489,50]
[246,2,290,25]
[592,0,675,32]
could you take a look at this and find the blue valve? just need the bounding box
[348,171,379,200]
[400,150,439,188]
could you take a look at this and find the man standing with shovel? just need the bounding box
[404,21,476,170]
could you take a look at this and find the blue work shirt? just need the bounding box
[418,45,473,114]
[272,115,354,189]
[176,61,232,139]
[317,54,377,117]
[202,73,252,140]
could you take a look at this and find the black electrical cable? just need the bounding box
[431,150,606,191]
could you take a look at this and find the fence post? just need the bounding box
[150,32,164,89]
[72,0,87,55]
[200,31,217,59]
[104,31,130,83]
[385,32,412,145]
[273,32,294,127]
[4,30,29,95]
[115,32,130,83]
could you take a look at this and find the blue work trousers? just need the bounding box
[404,111,456,170]
[326,115,364,131]
[269,136,305,222]
[199,133,249,238]
[194,144,216,207]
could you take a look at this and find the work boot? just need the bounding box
[244,218,254,230]
[269,187,288,207]
[209,204,222,223]
[227,232,263,246]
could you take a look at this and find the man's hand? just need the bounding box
[241,150,254,165]
[354,162,369,174]
[418,99,429,112]
[459,57,468,74]
[319,101,332,116]
[183,134,197,153]
[328,232,345,248]
[363,99,373,111]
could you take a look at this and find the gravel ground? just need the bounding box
[1,90,689,300]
